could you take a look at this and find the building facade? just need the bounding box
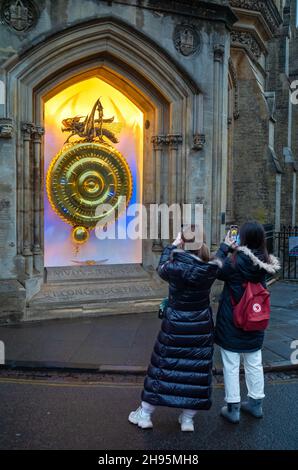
[228,0,297,232]
[0,0,296,322]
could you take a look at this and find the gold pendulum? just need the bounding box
[72,226,90,244]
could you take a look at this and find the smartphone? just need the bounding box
[230,225,239,242]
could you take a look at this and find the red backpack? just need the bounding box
[230,282,271,331]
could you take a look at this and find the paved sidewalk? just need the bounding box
[0,281,297,373]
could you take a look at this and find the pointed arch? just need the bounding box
[3,17,203,282]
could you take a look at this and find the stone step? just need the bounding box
[29,278,165,305]
[25,298,163,322]
[26,264,167,322]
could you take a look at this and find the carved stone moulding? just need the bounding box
[1,0,38,33]
[21,122,44,136]
[214,44,225,63]
[0,118,14,138]
[147,1,238,29]
[151,134,183,149]
[231,29,266,60]
[151,135,167,150]
[165,133,183,149]
[192,133,205,151]
[229,0,282,35]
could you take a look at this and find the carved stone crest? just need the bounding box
[1,0,37,32]
[173,24,200,57]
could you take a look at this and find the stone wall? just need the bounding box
[229,0,298,230]
[270,0,298,226]
[231,52,275,225]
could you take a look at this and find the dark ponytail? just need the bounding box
[239,221,270,262]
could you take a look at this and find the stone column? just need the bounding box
[151,135,166,251]
[167,133,182,240]
[167,133,182,205]
[32,125,44,272]
[211,44,225,248]
[21,123,34,277]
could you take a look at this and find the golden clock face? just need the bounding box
[46,142,133,231]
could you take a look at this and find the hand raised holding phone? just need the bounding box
[224,227,239,249]
[172,232,184,248]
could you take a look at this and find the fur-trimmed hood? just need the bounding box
[236,246,281,274]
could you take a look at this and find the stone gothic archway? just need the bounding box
[3,18,204,316]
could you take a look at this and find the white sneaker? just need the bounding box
[178,414,195,432]
[128,407,153,429]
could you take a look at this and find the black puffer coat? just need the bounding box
[215,243,280,353]
[142,245,221,410]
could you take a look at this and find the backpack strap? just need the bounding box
[229,282,247,307]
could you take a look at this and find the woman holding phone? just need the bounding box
[128,227,222,432]
[215,221,280,423]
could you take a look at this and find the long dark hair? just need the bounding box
[239,221,270,262]
[188,243,211,263]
